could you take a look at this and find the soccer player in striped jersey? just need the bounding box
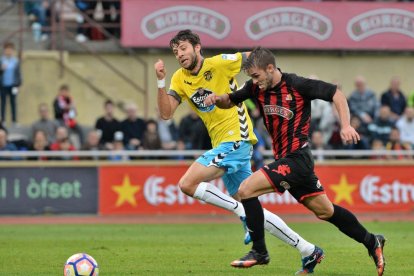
[204,47,386,276]
[155,30,323,274]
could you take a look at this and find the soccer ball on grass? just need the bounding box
[64,253,99,276]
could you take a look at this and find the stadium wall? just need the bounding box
[0,161,412,215]
[18,51,414,125]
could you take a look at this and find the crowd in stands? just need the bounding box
[0,74,413,162]
[307,75,414,160]
[23,0,121,43]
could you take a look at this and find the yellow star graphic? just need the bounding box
[329,174,357,205]
[112,175,140,207]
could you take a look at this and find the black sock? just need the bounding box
[241,197,267,254]
[328,204,376,250]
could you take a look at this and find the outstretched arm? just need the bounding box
[332,89,360,145]
[204,93,235,109]
[154,59,179,120]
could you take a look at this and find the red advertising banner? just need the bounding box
[122,0,414,50]
[99,164,414,215]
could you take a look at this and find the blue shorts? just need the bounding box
[196,141,253,196]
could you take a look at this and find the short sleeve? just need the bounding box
[292,75,337,102]
[167,71,185,104]
[210,52,246,78]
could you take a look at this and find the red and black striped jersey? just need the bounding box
[229,70,337,160]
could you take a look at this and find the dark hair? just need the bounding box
[169,29,201,49]
[59,84,69,91]
[3,42,15,49]
[242,47,276,72]
[104,99,114,106]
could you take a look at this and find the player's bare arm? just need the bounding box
[154,59,179,120]
[204,93,234,109]
[332,88,360,144]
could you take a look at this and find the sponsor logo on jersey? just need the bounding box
[203,70,213,81]
[190,88,215,112]
[263,105,294,119]
[221,54,237,61]
[245,7,332,41]
[184,80,192,85]
[141,6,231,39]
[272,164,291,176]
[280,181,291,190]
[347,9,414,41]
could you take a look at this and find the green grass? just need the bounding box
[0,222,412,275]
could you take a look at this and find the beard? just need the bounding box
[264,72,274,90]
[184,52,198,71]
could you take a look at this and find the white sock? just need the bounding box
[193,182,245,217]
[263,208,315,257]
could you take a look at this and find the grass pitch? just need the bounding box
[0,221,412,275]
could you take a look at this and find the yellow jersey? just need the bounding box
[168,53,257,148]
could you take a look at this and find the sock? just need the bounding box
[263,208,315,257]
[193,182,245,217]
[328,204,376,250]
[242,197,267,254]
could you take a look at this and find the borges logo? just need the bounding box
[347,9,414,41]
[141,6,230,39]
[245,7,332,41]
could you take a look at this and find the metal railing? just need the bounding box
[0,149,412,161]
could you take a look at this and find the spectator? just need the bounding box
[370,139,386,160]
[95,99,120,149]
[50,126,77,160]
[156,111,178,150]
[108,130,128,161]
[26,1,50,41]
[380,76,407,121]
[81,129,104,160]
[310,130,330,161]
[30,103,59,144]
[53,84,83,144]
[191,119,212,150]
[120,103,146,150]
[367,105,395,145]
[396,107,414,148]
[385,127,412,159]
[28,129,50,161]
[344,115,370,151]
[81,129,104,151]
[1,42,21,124]
[0,129,18,160]
[178,110,201,149]
[348,76,379,125]
[142,119,162,150]
[54,0,88,43]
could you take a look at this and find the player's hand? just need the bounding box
[154,59,166,80]
[204,93,220,106]
[340,125,360,145]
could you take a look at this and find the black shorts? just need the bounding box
[260,146,325,202]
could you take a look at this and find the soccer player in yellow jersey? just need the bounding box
[155,30,323,274]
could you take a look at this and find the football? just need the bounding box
[64,253,99,276]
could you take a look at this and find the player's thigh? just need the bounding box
[302,193,334,219]
[238,169,275,199]
[222,159,252,198]
[180,161,225,188]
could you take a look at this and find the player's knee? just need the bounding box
[238,180,253,200]
[314,206,334,220]
[178,177,196,196]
